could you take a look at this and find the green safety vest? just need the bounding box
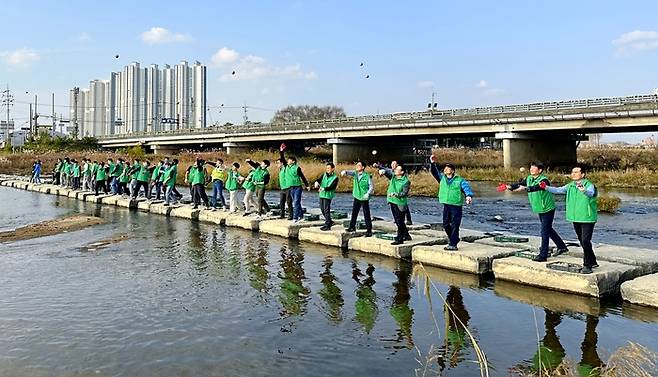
[55,161,62,172]
[286,163,302,187]
[225,171,240,191]
[211,166,225,181]
[279,166,290,190]
[96,166,107,181]
[252,167,268,187]
[60,162,68,173]
[130,163,139,180]
[319,173,338,199]
[162,165,178,187]
[190,166,205,185]
[352,172,371,201]
[91,163,98,177]
[566,179,598,223]
[151,165,161,181]
[438,175,465,206]
[112,162,123,177]
[242,170,256,191]
[120,165,131,183]
[72,164,81,177]
[526,175,556,214]
[136,165,150,182]
[107,162,115,177]
[63,162,71,175]
[387,174,410,206]
[82,163,90,176]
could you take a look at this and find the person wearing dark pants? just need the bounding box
[206,159,227,209]
[188,159,210,209]
[380,165,412,244]
[342,161,374,237]
[94,162,109,195]
[276,159,293,219]
[507,162,568,262]
[130,161,154,199]
[279,143,310,222]
[314,163,339,231]
[375,161,413,226]
[246,158,271,217]
[546,165,599,274]
[430,155,474,250]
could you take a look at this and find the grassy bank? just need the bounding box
[1,147,657,197]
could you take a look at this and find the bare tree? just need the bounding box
[271,105,346,123]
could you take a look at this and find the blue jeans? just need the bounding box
[212,180,226,208]
[538,209,567,258]
[290,186,303,220]
[442,204,463,247]
[111,177,119,194]
[165,185,175,204]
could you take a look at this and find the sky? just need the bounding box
[1,0,658,142]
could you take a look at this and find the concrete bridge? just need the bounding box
[98,94,658,168]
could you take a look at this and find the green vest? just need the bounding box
[72,164,81,177]
[242,170,256,191]
[120,165,131,183]
[387,174,410,206]
[107,162,115,177]
[352,172,371,201]
[63,162,71,175]
[225,171,240,191]
[211,167,225,181]
[526,175,556,214]
[135,165,149,182]
[190,166,205,185]
[162,165,177,187]
[151,165,161,181]
[279,166,290,190]
[55,161,62,172]
[95,166,107,181]
[252,167,268,187]
[566,179,598,223]
[60,162,68,173]
[438,175,465,206]
[319,173,338,199]
[112,162,123,177]
[82,163,90,177]
[91,163,98,177]
[286,163,302,187]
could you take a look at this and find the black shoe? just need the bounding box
[364,231,373,237]
[553,248,569,257]
[320,226,330,231]
[192,205,198,209]
[581,266,593,274]
[532,255,548,262]
[444,245,458,251]
[391,240,403,245]
[405,220,413,226]
[328,221,336,227]
[592,263,600,269]
[346,228,356,233]
[404,234,412,241]
[243,212,250,216]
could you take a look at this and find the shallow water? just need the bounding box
[1,187,657,377]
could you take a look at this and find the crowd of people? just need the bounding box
[35,145,599,273]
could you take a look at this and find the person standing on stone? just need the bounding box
[94,161,109,195]
[314,162,339,231]
[162,159,179,206]
[187,158,210,209]
[225,162,242,213]
[149,160,164,200]
[60,157,70,187]
[374,160,413,226]
[276,151,293,220]
[241,160,258,215]
[131,160,155,199]
[342,161,374,237]
[32,160,42,185]
[246,158,271,217]
[505,162,569,262]
[110,158,124,195]
[70,159,81,190]
[53,158,62,185]
[279,143,310,223]
[380,164,412,245]
[118,162,131,196]
[429,155,474,251]
[206,159,227,210]
[544,165,599,274]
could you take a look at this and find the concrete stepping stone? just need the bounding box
[85,194,111,203]
[224,213,271,231]
[298,225,367,248]
[101,195,120,205]
[150,203,177,216]
[621,273,658,309]
[198,209,233,225]
[413,242,520,274]
[170,205,201,220]
[371,220,431,233]
[116,197,146,209]
[569,244,658,274]
[138,200,162,211]
[259,218,326,238]
[492,255,643,297]
[412,263,483,289]
[349,234,443,259]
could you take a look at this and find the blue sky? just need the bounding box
[1,0,657,142]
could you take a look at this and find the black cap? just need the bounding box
[531,161,545,170]
[443,163,456,170]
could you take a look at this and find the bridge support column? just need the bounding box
[151,144,180,155]
[223,142,253,155]
[328,138,372,164]
[496,133,577,169]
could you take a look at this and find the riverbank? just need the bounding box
[1,147,657,196]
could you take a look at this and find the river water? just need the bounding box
[1,185,657,376]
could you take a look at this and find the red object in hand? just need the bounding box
[430,155,436,163]
[280,143,286,151]
[496,183,508,192]
[539,181,547,189]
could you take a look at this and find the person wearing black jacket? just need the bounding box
[314,162,340,230]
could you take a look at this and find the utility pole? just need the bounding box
[51,93,56,135]
[1,85,14,144]
[34,94,38,136]
[242,101,248,124]
[72,87,79,138]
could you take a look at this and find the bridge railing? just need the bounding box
[97,94,658,140]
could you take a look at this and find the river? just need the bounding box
[0,185,657,376]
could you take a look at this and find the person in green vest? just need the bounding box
[110,158,124,194]
[241,160,258,215]
[545,165,599,274]
[131,160,156,199]
[246,158,271,217]
[70,159,81,190]
[60,157,70,187]
[148,160,164,200]
[505,162,568,262]
[205,159,227,210]
[94,161,109,195]
[118,162,132,196]
[53,158,62,185]
[276,155,293,220]
[162,159,179,206]
[341,161,374,237]
[90,160,99,189]
[225,162,242,213]
[279,143,310,222]
[380,164,412,245]
[375,160,413,226]
[430,155,474,251]
[186,158,210,209]
[105,158,114,192]
[313,162,339,231]
[128,158,141,196]
[81,159,90,191]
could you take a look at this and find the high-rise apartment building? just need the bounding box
[70,60,206,137]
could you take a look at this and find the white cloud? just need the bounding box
[477,80,488,88]
[78,32,92,42]
[211,47,239,66]
[140,27,192,45]
[612,30,658,54]
[1,48,40,67]
[218,49,317,82]
[417,80,435,89]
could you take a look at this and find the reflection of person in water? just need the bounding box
[439,286,472,370]
[187,222,208,271]
[532,309,566,372]
[390,261,414,348]
[278,246,310,317]
[578,315,603,377]
[318,256,344,323]
[244,238,270,294]
[353,263,378,333]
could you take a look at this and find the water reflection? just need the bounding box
[318,256,344,323]
[390,261,414,348]
[438,286,472,370]
[245,238,271,296]
[352,263,378,333]
[278,246,310,319]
